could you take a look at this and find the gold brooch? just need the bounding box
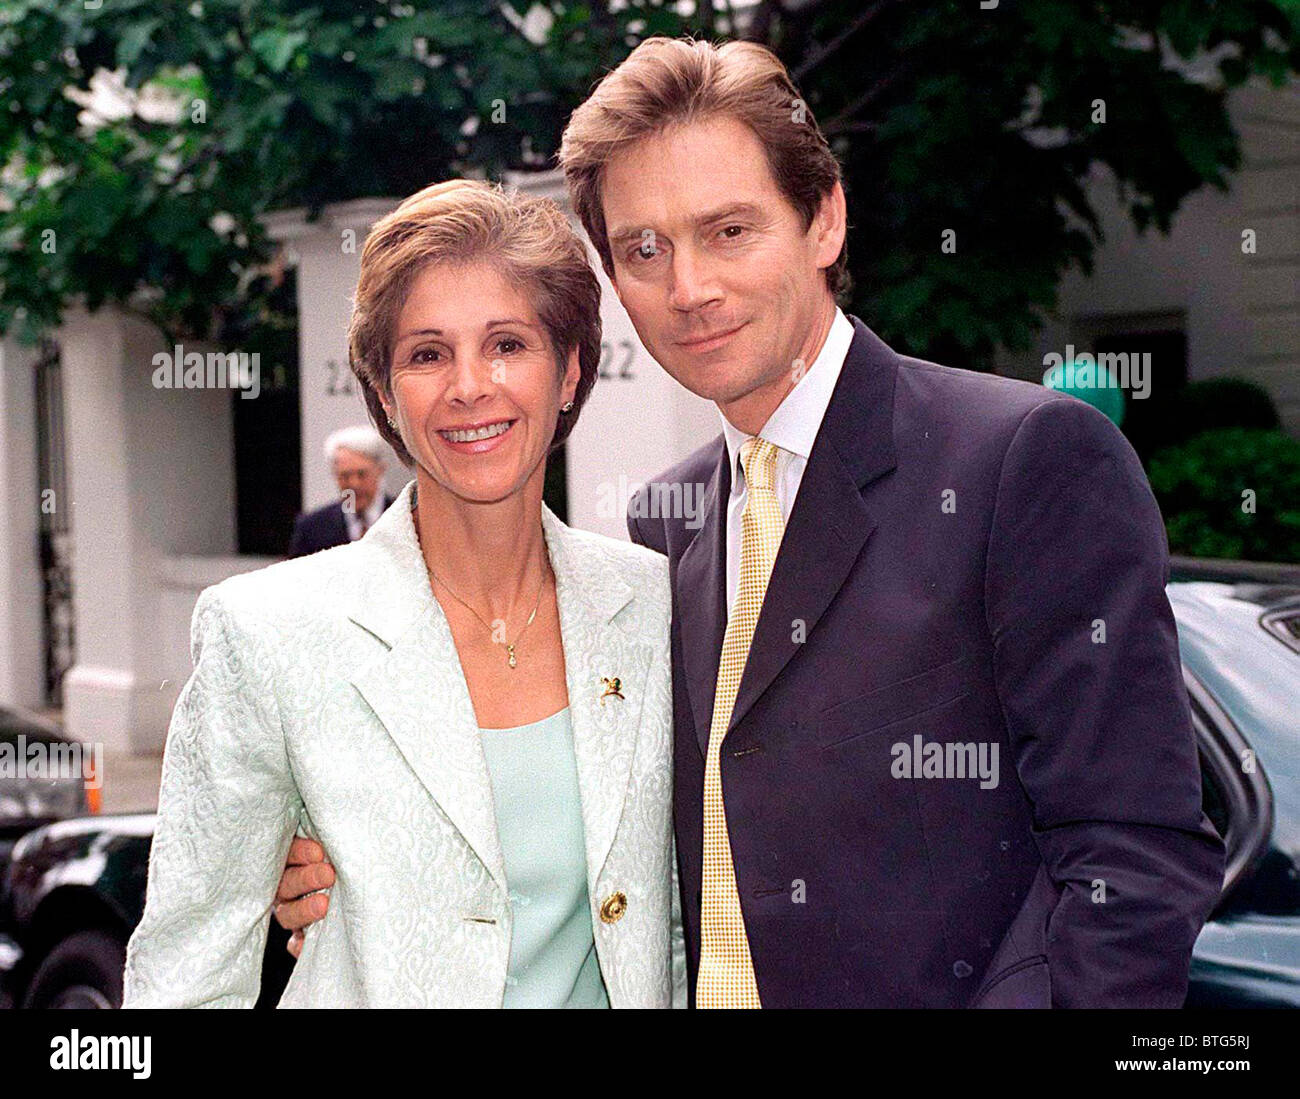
[599,676,624,704]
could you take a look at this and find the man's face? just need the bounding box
[600,114,844,431]
[332,447,383,513]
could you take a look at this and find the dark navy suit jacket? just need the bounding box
[288,495,394,558]
[627,317,1225,1008]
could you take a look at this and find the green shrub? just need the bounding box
[1148,427,1300,563]
[1127,376,1282,463]
[1176,378,1280,432]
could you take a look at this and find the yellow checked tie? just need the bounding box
[697,437,784,1009]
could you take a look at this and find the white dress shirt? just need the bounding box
[344,494,385,542]
[720,308,856,619]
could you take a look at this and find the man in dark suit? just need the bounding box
[562,37,1225,1007]
[625,316,1225,1007]
[288,425,395,557]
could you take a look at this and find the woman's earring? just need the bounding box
[560,401,574,413]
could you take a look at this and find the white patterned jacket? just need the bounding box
[123,479,684,1008]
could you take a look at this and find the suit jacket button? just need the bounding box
[599,892,628,924]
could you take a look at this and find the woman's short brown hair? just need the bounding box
[347,178,602,465]
[558,36,847,299]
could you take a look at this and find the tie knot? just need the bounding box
[740,437,780,494]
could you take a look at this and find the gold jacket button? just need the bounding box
[599,891,628,924]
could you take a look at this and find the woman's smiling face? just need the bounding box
[383,260,580,505]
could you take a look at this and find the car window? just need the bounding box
[1260,607,1300,655]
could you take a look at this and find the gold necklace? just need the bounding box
[428,561,546,669]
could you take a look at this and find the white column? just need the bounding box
[59,308,236,754]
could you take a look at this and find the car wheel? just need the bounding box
[21,930,126,1009]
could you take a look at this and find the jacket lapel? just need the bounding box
[542,505,654,889]
[673,441,730,758]
[346,481,508,896]
[344,481,653,899]
[725,317,901,736]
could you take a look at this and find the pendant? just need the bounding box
[506,644,517,668]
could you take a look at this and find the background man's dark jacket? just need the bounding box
[287,495,394,558]
[627,317,1225,1008]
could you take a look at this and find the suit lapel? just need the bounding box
[727,447,876,733]
[672,441,730,757]
[346,481,508,895]
[725,317,901,735]
[542,505,653,889]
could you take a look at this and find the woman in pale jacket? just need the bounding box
[123,179,682,1008]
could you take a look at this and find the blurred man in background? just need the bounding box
[287,426,395,557]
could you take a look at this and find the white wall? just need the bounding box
[155,553,277,720]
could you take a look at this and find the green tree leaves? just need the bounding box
[760,0,1298,364]
[0,0,706,340]
[0,0,1294,361]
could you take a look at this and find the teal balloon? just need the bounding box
[1042,359,1126,426]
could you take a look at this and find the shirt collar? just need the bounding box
[721,307,855,493]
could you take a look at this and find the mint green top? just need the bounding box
[478,706,610,1009]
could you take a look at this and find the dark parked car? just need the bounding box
[0,706,91,865]
[1172,580,1300,1008]
[1,814,151,1008]
[1,581,1297,1009]
[0,811,292,1008]
[0,706,92,1008]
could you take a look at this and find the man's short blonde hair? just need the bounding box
[347,179,602,465]
[558,36,847,299]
